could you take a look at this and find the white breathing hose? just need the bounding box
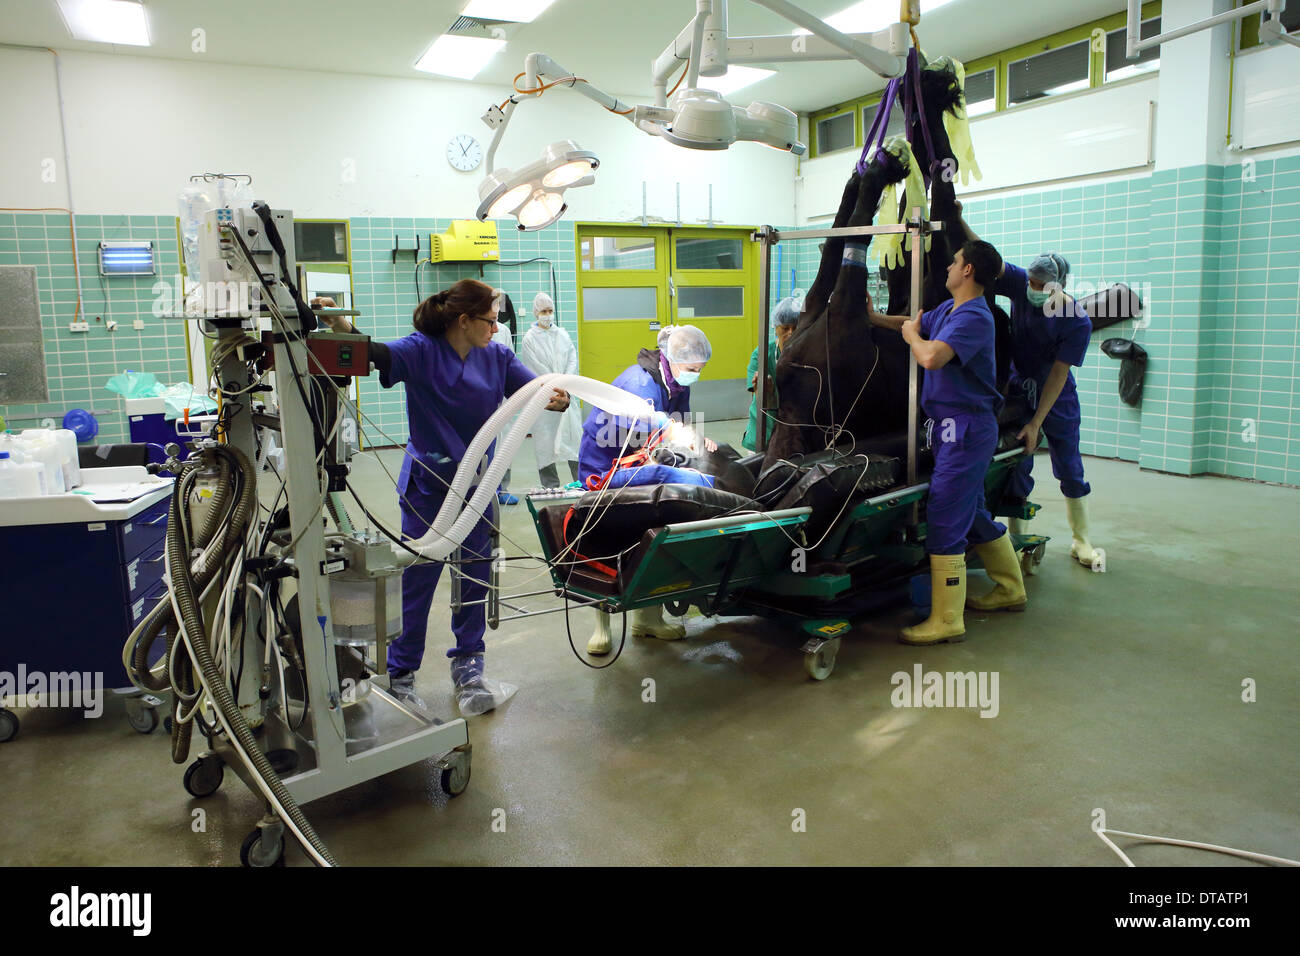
[405,374,661,559]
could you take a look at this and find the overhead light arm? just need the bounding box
[474,1,917,229]
[743,0,907,76]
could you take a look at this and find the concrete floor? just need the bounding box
[3,421,1298,866]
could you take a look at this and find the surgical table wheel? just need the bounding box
[0,708,18,743]
[664,598,692,617]
[124,695,162,734]
[801,637,841,681]
[437,745,472,797]
[183,755,225,798]
[240,827,285,868]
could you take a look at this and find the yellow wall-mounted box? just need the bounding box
[429,220,501,262]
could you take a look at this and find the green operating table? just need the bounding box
[526,447,1047,680]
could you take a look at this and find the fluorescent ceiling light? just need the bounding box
[794,0,958,36]
[700,66,776,97]
[56,0,151,46]
[415,34,507,79]
[460,0,558,23]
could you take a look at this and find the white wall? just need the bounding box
[0,48,798,224]
[793,77,1159,224]
[1231,41,1300,152]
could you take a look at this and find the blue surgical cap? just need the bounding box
[1027,253,1070,284]
[663,325,712,364]
[773,296,802,327]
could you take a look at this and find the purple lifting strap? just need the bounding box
[856,76,900,176]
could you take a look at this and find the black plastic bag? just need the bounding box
[1100,338,1148,407]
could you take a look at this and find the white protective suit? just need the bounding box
[518,317,581,469]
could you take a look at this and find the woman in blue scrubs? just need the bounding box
[324,279,570,714]
[578,324,714,655]
[869,240,1027,645]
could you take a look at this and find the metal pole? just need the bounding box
[754,226,773,453]
[907,207,922,502]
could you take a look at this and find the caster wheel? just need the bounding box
[0,708,18,743]
[240,828,285,868]
[664,599,691,617]
[183,757,225,798]
[163,716,174,735]
[125,698,158,734]
[803,641,839,681]
[439,751,471,797]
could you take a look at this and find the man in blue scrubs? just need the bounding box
[995,253,1100,570]
[868,240,1027,644]
[955,202,1101,570]
[579,324,714,654]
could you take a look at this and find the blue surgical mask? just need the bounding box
[1027,289,1050,308]
[673,369,700,387]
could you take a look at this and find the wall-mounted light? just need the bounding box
[98,240,155,276]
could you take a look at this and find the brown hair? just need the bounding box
[413,278,496,336]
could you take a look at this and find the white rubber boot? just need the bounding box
[1065,496,1103,569]
[587,610,613,656]
[1009,516,1035,576]
[630,604,686,641]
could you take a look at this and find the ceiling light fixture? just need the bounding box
[56,0,151,46]
[415,34,506,79]
[460,0,558,23]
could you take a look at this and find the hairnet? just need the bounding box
[1027,253,1070,285]
[773,295,802,327]
[663,324,712,365]
[533,292,554,314]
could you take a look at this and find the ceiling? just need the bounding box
[1,0,1129,112]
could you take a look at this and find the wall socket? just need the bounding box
[133,319,145,330]
[69,321,90,332]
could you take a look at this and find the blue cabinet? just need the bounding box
[0,492,172,687]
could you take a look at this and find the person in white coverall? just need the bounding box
[489,289,519,505]
[517,292,581,487]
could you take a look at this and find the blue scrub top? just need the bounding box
[919,297,1000,420]
[381,332,536,493]
[994,263,1092,388]
[578,351,691,481]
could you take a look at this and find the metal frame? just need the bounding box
[1126,0,1285,57]
[195,226,469,826]
[749,213,945,495]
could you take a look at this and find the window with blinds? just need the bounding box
[1105,17,1162,81]
[1007,39,1090,107]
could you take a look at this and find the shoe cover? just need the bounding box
[451,655,517,716]
[388,671,428,711]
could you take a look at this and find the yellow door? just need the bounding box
[574,223,757,422]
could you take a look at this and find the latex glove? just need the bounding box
[704,437,718,453]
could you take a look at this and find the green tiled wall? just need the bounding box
[349,218,577,448]
[4,168,1298,486]
[0,213,189,443]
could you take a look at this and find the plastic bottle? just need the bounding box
[16,431,65,494]
[0,451,46,498]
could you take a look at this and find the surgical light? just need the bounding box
[660,90,805,155]
[460,0,558,22]
[56,0,150,46]
[516,191,566,230]
[415,34,506,79]
[476,140,599,231]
